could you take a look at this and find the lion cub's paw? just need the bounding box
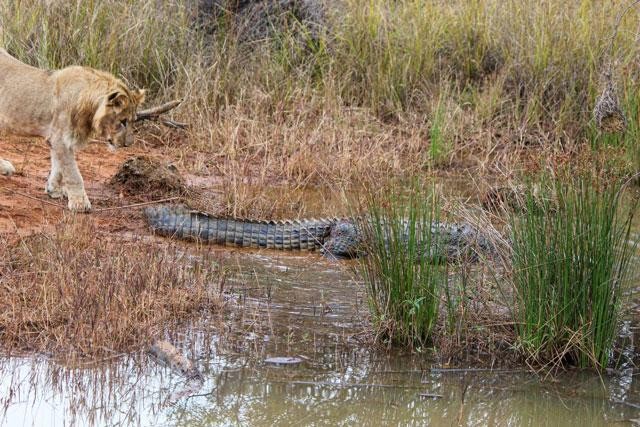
[0,159,15,176]
[67,195,92,213]
[45,184,64,199]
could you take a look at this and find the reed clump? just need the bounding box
[0,217,222,359]
[508,176,637,368]
[359,186,447,348]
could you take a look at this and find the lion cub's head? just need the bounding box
[94,88,146,149]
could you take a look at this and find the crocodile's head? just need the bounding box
[320,220,363,259]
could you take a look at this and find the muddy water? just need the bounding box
[1,248,639,427]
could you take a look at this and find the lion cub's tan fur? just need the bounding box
[0,48,145,212]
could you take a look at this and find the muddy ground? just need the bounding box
[0,128,386,243]
[0,132,205,241]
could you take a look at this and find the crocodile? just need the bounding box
[144,204,495,261]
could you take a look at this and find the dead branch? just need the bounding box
[135,99,188,129]
[158,118,189,129]
[136,99,182,118]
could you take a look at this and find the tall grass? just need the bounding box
[509,176,637,368]
[359,186,447,348]
[0,0,195,93]
[333,1,640,132]
[2,1,640,206]
[428,91,452,165]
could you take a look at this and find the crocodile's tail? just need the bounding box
[144,205,335,251]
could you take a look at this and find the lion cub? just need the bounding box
[0,48,145,212]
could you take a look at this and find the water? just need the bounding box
[3,355,639,426]
[1,247,639,426]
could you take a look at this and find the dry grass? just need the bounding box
[2,0,639,207]
[0,217,222,359]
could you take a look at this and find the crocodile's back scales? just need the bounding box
[144,204,496,260]
[145,205,336,251]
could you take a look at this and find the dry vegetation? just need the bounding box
[0,217,222,359]
[1,0,639,207]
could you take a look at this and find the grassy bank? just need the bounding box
[0,217,222,359]
[1,1,639,197]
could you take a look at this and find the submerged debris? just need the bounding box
[110,156,187,197]
[264,356,304,366]
[149,340,204,382]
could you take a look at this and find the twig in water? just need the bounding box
[429,367,527,374]
[457,382,469,424]
[613,399,640,410]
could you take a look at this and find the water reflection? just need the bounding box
[169,365,640,426]
[3,353,639,426]
[1,249,639,426]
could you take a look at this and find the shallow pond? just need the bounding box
[1,248,639,426]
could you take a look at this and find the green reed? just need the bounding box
[360,187,448,348]
[509,177,636,368]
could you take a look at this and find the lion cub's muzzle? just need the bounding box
[122,132,135,147]
[107,121,135,149]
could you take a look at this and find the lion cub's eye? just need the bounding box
[120,119,128,128]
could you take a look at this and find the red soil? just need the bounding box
[0,134,161,240]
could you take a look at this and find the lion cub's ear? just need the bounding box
[106,90,128,109]
[135,89,146,106]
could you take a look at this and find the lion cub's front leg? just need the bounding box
[50,137,91,213]
[45,141,64,198]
